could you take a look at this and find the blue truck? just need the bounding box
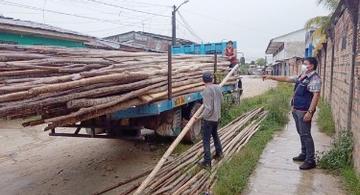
[49,44,242,143]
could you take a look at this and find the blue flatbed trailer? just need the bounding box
[48,49,242,142]
[49,84,240,142]
[111,85,235,120]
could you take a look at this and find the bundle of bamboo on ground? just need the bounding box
[95,107,267,195]
[0,44,238,129]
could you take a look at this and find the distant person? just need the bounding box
[224,40,242,91]
[195,72,224,169]
[224,41,237,68]
[262,57,321,170]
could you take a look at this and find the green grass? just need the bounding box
[317,131,353,170]
[317,131,360,195]
[341,166,360,195]
[317,100,336,136]
[173,143,192,155]
[214,83,293,194]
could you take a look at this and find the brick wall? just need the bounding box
[324,39,334,101]
[318,46,327,98]
[331,9,353,131]
[318,2,360,173]
[351,2,360,171]
[287,57,302,76]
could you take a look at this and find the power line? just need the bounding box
[84,0,170,18]
[177,11,203,42]
[112,0,171,8]
[177,11,203,41]
[177,19,202,43]
[182,9,274,35]
[1,0,173,40]
[0,0,143,28]
[85,25,169,33]
[0,1,167,32]
[50,0,168,24]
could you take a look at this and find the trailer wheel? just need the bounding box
[183,102,202,143]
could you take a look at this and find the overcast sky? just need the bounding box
[0,0,330,61]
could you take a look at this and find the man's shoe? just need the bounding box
[198,161,211,170]
[299,161,316,170]
[213,153,224,161]
[292,154,306,162]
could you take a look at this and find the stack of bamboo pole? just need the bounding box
[0,44,237,129]
[95,108,267,195]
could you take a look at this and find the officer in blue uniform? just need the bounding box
[262,57,321,170]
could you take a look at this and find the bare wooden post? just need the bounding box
[133,64,239,195]
[168,45,172,100]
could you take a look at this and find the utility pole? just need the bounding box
[172,5,176,46]
[171,0,189,46]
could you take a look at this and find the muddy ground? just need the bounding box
[0,76,276,195]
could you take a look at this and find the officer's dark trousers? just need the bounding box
[292,110,315,163]
[202,120,223,165]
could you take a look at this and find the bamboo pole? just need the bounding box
[96,108,265,194]
[133,64,239,195]
[94,169,151,195]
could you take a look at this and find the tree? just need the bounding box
[250,61,255,65]
[305,0,340,51]
[255,58,266,66]
[239,57,245,65]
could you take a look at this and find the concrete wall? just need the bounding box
[284,42,306,59]
[270,29,306,65]
[273,49,285,62]
[105,32,171,52]
[273,29,306,42]
[318,3,360,172]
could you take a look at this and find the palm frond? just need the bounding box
[305,16,330,29]
[316,0,340,11]
[312,28,327,41]
[308,0,339,55]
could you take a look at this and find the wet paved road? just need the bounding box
[243,113,345,195]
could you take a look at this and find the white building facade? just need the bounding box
[265,29,306,76]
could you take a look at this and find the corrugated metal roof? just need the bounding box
[104,31,195,44]
[265,41,284,54]
[0,16,93,39]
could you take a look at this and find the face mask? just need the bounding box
[301,64,307,73]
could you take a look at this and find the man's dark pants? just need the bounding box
[292,110,315,163]
[202,120,223,165]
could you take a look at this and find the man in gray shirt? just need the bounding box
[195,72,224,169]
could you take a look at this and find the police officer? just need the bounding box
[262,57,321,170]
